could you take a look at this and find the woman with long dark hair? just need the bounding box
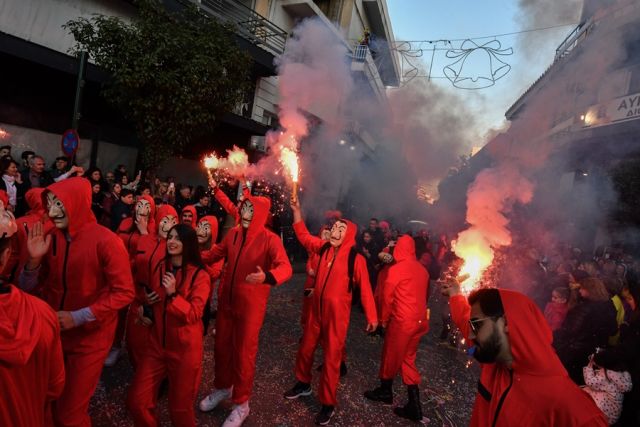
[127,224,211,427]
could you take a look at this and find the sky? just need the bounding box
[386,0,583,141]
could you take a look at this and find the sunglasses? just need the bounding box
[468,316,500,335]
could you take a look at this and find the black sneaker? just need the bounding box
[284,381,312,400]
[315,405,334,425]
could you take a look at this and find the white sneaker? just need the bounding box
[222,402,250,427]
[103,347,122,367]
[199,387,232,412]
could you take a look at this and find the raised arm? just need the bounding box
[291,200,325,254]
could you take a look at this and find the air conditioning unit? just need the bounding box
[250,135,267,152]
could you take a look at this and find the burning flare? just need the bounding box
[0,128,9,139]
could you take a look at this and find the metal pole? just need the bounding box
[71,51,88,130]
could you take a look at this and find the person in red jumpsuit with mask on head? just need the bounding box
[284,199,378,426]
[20,177,135,427]
[196,214,224,334]
[364,235,429,422]
[440,280,608,427]
[199,194,292,427]
[127,224,211,427]
[105,195,157,367]
[126,204,178,370]
[208,176,251,226]
[0,198,66,427]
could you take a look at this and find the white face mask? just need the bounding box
[197,220,212,244]
[240,201,254,229]
[158,215,178,239]
[47,192,69,229]
[329,221,348,247]
[135,199,151,222]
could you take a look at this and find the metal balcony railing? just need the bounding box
[555,19,594,61]
[194,0,288,55]
[353,44,369,62]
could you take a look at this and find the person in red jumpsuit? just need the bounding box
[0,201,66,427]
[440,281,608,426]
[181,205,197,229]
[20,177,135,427]
[126,204,178,370]
[199,194,292,427]
[364,235,429,421]
[127,224,211,427]
[106,195,157,367]
[196,214,224,334]
[284,199,377,426]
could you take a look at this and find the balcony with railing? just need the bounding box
[188,0,288,56]
[351,44,386,101]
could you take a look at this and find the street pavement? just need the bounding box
[90,271,478,426]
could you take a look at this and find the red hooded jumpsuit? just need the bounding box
[0,285,65,427]
[450,289,608,426]
[293,219,377,406]
[202,195,292,404]
[377,236,429,384]
[127,262,211,427]
[126,205,178,369]
[38,178,135,427]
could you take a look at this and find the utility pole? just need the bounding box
[71,51,88,130]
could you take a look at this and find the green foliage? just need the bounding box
[65,0,251,167]
[611,156,640,227]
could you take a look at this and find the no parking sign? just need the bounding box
[61,129,80,157]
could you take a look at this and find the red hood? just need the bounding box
[155,205,178,235]
[198,215,219,242]
[499,289,567,376]
[0,286,42,365]
[181,205,197,229]
[25,188,45,213]
[335,218,357,257]
[394,235,415,262]
[44,177,96,237]
[242,195,271,240]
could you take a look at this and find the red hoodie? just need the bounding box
[203,195,292,307]
[378,235,429,324]
[450,289,607,427]
[0,285,65,426]
[293,219,377,327]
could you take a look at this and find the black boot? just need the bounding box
[393,385,423,422]
[364,378,393,405]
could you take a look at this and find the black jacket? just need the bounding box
[554,299,618,383]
